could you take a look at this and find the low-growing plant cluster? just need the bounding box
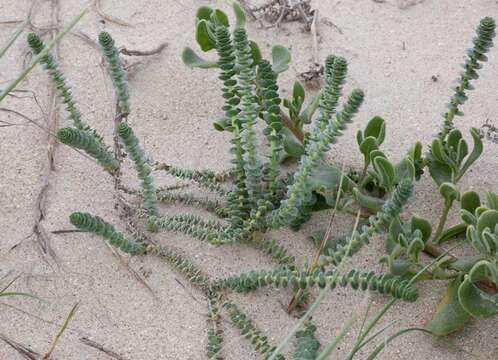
[2,2,496,359]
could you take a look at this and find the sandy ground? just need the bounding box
[1,0,497,359]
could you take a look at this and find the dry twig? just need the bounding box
[80,337,129,360]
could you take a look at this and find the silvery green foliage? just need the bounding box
[118,123,158,215]
[269,57,364,228]
[319,179,414,268]
[28,33,90,131]
[57,128,118,172]
[213,267,418,301]
[99,31,130,115]
[233,27,263,207]
[69,212,146,255]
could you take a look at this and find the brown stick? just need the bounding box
[120,43,168,57]
[280,110,304,142]
[80,337,128,360]
[0,333,40,360]
[30,0,62,263]
[93,0,131,26]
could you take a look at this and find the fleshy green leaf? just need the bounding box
[438,223,467,244]
[353,188,384,211]
[373,157,395,191]
[486,192,498,210]
[233,1,246,28]
[439,182,459,206]
[213,9,229,27]
[428,159,452,185]
[250,41,262,66]
[196,20,215,51]
[411,216,432,242]
[395,158,415,183]
[364,116,386,145]
[458,128,483,179]
[426,277,471,336]
[309,164,353,199]
[271,45,291,73]
[476,209,498,234]
[359,136,378,164]
[293,80,305,107]
[182,47,218,69]
[196,6,213,22]
[461,191,481,214]
[281,128,304,160]
[458,261,498,318]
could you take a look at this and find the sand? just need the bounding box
[0,0,497,359]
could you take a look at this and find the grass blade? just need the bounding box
[0,20,29,60]
[43,303,79,359]
[366,328,431,360]
[315,317,356,360]
[0,8,87,103]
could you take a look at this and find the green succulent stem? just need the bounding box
[269,56,364,228]
[99,31,130,115]
[223,301,285,360]
[148,214,236,245]
[251,231,295,265]
[320,179,414,268]
[214,268,418,301]
[57,128,118,172]
[156,191,228,218]
[155,163,227,195]
[117,123,157,215]
[214,25,250,228]
[148,243,211,292]
[207,292,224,359]
[441,17,496,135]
[233,27,263,206]
[27,33,90,131]
[69,212,146,255]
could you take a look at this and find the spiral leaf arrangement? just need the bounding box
[118,123,158,215]
[251,235,296,265]
[319,178,414,268]
[317,55,348,132]
[257,59,284,202]
[214,25,251,230]
[57,128,119,172]
[69,212,146,255]
[222,301,284,360]
[99,32,131,115]
[148,214,235,245]
[156,163,227,195]
[207,292,224,359]
[27,33,90,131]
[41,4,498,356]
[233,27,263,207]
[269,57,364,228]
[149,244,211,292]
[442,17,496,134]
[214,267,418,302]
[156,191,228,218]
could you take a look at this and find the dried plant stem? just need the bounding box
[120,43,168,56]
[0,332,40,360]
[93,0,131,26]
[80,337,129,360]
